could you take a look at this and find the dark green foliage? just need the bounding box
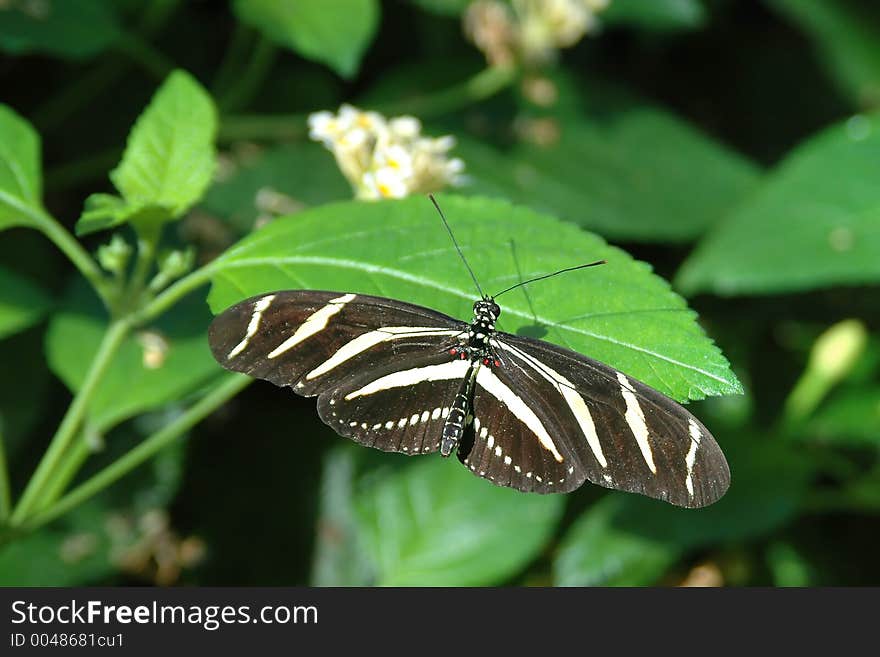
[0,0,877,587]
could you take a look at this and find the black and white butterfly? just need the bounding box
[208,200,730,508]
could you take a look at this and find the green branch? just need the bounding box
[133,260,218,325]
[23,375,251,533]
[218,65,518,143]
[28,207,114,308]
[10,320,131,524]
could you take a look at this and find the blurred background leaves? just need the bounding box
[0,0,878,586]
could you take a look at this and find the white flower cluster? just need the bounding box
[308,105,465,200]
[466,0,610,66]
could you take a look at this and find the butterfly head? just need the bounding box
[473,299,501,323]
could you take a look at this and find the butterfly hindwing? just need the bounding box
[484,333,729,508]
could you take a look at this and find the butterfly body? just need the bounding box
[208,289,730,508]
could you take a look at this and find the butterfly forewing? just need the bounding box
[208,290,465,390]
[208,290,468,455]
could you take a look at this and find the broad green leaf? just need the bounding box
[0,105,43,230]
[208,196,742,401]
[0,436,188,585]
[0,266,52,340]
[0,0,120,59]
[554,434,813,586]
[806,386,880,446]
[767,0,880,107]
[676,114,880,296]
[459,109,760,243]
[310,447,375,586]
[0,503,116,586]
[554,495,682,586]
[355,456,564,585]
[45,280,222,429]
[75,70,218,236]
[233,0,379,78]
[603,0,706,32]
[766,541,815,587]
[201,143,349,234]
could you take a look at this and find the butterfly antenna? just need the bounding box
[493,260,607,298]
[429,194,486,298]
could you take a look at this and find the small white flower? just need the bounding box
[389,116,422,139]
[466,0,610,66]
[362,167,409,199]
[308,104,465,200]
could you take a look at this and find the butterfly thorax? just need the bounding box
[467,298,500,350]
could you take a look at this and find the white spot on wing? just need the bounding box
[268,294,356,359]
[227,294,276,359]
[685,418,702,497]
[305,326,459,380]
[496,342,606,468]
[345,360,471,400]
[476,367,563,462]
[616,372,657,474]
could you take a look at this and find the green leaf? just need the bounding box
[554,434,813,586]
[0,0,121,59]
[0,503,116,585]
[766,540,815,587]
[603,0,706,32]
[0,104,43,230]
[806,386,880,446]
[310,447,375,586]
[45,280,222,429]
[0,433,188,586]
[554,495,682,586]
[767,0,880,107]
[0,265,52,340]
[355,456,564,585]
[677,113,880,296]
[208,196,741,401]
[233,0,379,78]
[201,143,349,234]
[75,70,218,236]
[458,108,760,243]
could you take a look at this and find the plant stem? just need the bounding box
[218,37,278,112]
[0,426,10,523]
[212,22,256,95]
[32,0,180,133]
[116,33,176,81]
[126,224,163,309]
[133,261,217,325]
[23,375,251,532]
[35,431,94,512]
[379,64,518,119]
[10,320,131,525]
[218,65,518,143]
[28,207,114,307]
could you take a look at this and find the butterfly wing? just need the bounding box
[209,290,468,453]
[463,332,729,508]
